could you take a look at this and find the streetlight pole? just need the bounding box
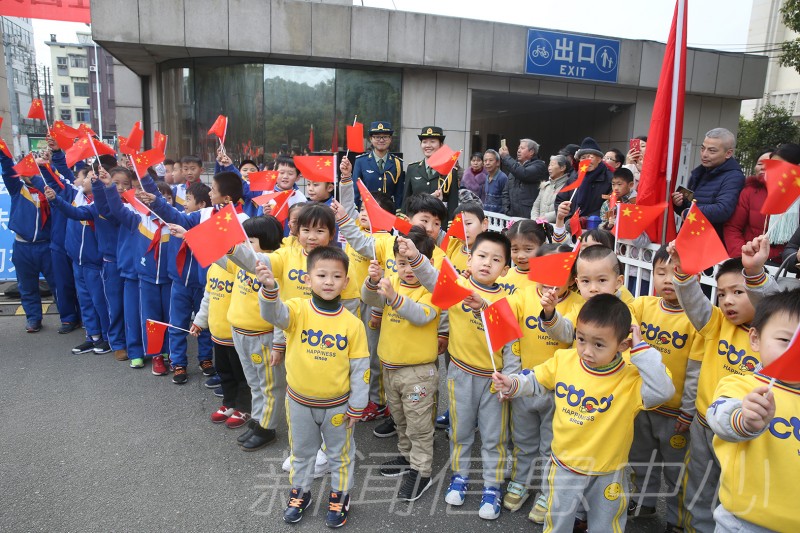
[93,43,102,139]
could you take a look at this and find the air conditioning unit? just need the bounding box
[88,66,97,72]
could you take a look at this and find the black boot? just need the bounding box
[237,419,257,446]
[242,425,277,452]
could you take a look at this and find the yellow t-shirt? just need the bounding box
[376,236,446,276]
[283,298,369,404]
[342,230,391,301]
[497,266,533,296]
[448,277,506,376]
[227,264,273,334]
[629,296,705,416]
[445,238,470,274]
[268,244,311,300]
[712,373,800,531]
[204,262,236,343]
[619,286,635,305]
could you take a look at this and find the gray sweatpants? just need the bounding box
[544,460,628,533]
[510,392,555,497]
[231,330,285,430]
[286,397,355,493]
[360,301,384,405]
[713,505,775,533]
[447,363,509,488]
[682,419,719,533]
[629,411,689,526]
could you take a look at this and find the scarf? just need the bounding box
[767,197,800,245]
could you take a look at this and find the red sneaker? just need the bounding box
[225,411,251,429]
[361,401,389,422]
[211,406,234,423]
[151,355,168,376]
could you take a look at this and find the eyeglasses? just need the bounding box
[371,135,391,141]
[602,156,618,162]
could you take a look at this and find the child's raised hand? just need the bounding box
[367,259,383,283]
[44,185,56,201]
[97,166,112,185]
[540,286,558,317]
[168,224,187,239]
[46,135,58,152]
[377,277,396,301]
[136,190,156,205]
[740,385,776,433]
[741,235,770,276]
[463,292,485,311]
[330,198,345,218]
[492,371,513,395]
[666,240,683,274]
[339,157,352,176]
[630,324,643,346]
[189,323,202,337]
[396,235,419,259]
[556,201,571,226]
[255,260,275,289]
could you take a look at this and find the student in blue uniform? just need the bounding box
[352,121,405,211]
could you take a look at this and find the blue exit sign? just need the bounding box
[525,29,620,83]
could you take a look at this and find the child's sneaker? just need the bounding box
[435,410,450,429]
[398,469,432,502]
[444,474,468,506]
[380,456,410,477]
[225,410,250,429]
[72,340,95,354]
[282,455,292,473]
[283,487,312,524]
[373,416,396,438]
[528,494,548,524]
[151,355,168,376]
[92,340,111,354]
[325,491,350,528]
[360,401,386,422]
[211,406,234,423]
[172,366,187,384]
[503,481,529,512]
[199,360,216,376]
[478,487,502,520]
[204,375,222,388]
[213,386,224,398]
[129,358,145,369]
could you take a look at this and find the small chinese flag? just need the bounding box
[248,170,279,192]
[761,159,800,215]
[27,99,46,121]
[308,124,315,152]
[65,137,92,167]
[608,191,618,212]
[674,202,728,276]
[393,216,413,235]
[207,115,228,145]
[77,123,97,138]
[50,121,79,150]
[560,159,591,194]
[121,122,144,155]
[131,148,166,177]
[357,179,399,232]
[252,189,294,223]
[569,208,582,238]
[294,155,335,183]
[0,137,12,158]
[431,258,473,310]
[441,213,465,250]
[121,189,151,216]
[482,298,523,354]
[427,144,461,177]
[346,122,365,153]
[615,202,668,240]
[13,153,39,177]
[184,203,248,267]
[527,242,581,287]
[145,319,169,354]
[153,131,168,153]
[42,164,65,190]
[761,325,800,382]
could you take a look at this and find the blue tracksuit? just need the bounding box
[0,154,58,325]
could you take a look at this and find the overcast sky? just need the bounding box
[32,0,757,67]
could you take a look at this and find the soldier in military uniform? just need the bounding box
[347,121,405,211]
[401,126,459,220]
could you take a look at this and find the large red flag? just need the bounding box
[428,145,461,177]
[121,189,151,216]
[357,179,400,232]
[308,125,315,152]
[615,202,669,240]
[431,258,473,310]
[207,115,228,145]
[761,325,800,382]
[636,0,687,244]
[441,213,466,250]
[760,159,800,215]
[248,170,279,192]
[13,153,39,177]
[482,298,524,354]
[674,202,728,275]
[294,155,335,183]
[527,243,581,287]
[346,123,365,153]
[184,203,248,267]
[27,99,46,121]
[559,160,591,194]
[145,319,169,354]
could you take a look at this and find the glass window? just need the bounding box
[70,55,87,69]
[74,82,89,97]
[60,109,72,122]
[60,85,69,97]
[76,109,91,122]
[56,56,67,67]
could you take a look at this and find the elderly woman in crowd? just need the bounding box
[531,154,571,222]
[460,152,488,203]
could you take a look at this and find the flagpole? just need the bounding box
[661,0,685,245]
[479,308,504,398]
[150,319,192,334]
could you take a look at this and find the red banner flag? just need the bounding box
[427,145,461,177]
[615,202,668,240]
[569,208,582,238]
[441,213,466,250]
[121,189,151,216]
[527,243,581,288]
[248,170,279,192]
[145,319,169,354]
[184,203,248,267]
[357,179,399,232]
[760,159,800,215]
[346,123,365,153]
[252,190,294,222]
[121,122,144,155]
[0,0,91,23]
[0,137,12,159]
[761,325,800,382]
[483,298,524,354]
[207,115,228,145]
[153,131,168,154]
[308,125,315,152]
[294,155,335,183]
[674,202,729,276]
[27,99,46,121]
[559,160,591,194]
[65,136,114,167]
[51,120,79,150]
[131,148,166,177]
[13,153,39,177]
[431,258,473,310]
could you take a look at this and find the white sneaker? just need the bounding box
[282,455,292,473]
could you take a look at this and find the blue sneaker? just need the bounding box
[444,474,468,506]
[213,386,224,398]
[204,375,222,389]
[325,491,350,528]
[283,487,312,523]
[435,410,450,429]
[478,486,502,520]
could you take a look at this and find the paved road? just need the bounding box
[1,314,667,532]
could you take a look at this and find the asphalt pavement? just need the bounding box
[0,314,667,532]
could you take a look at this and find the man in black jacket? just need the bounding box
[499,138,548,218]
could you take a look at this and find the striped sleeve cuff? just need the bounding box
[508,375,521,397]
[346,405,364,419]
[272,342,286,353]
[260,286,279,300]
[389,294,404,310]
[365,278,379,292]
[438,333,449,340]
[553,226,568,244]
[340,176,352,185]
[743,268,768,289]
[673,271,693,283]
[335,212,352,227]
[730,408,760,437]
[370,308,383,319]
[539,311,558,328]
[630,341,650,356]
[677,411,694,426]
[408,252,424,269]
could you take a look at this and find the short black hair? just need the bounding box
[243,215,283,252]
[307,245,349,272]
[471,231,511,266]
[752,287,800,333]
[276,155,297,171]
[716,257,744,281]
[581,229,615,248]
[652,245,670,268]
[613,167,634,182]
[156,181,173,202]
[213,171,243,204]
[635,135,648,142]
[239,159,258,170]
[455,201,485,222]
[394,225,435,259]
[506,219,551,246]
[180,155,202,166]
[406,193,447,225]
[163,158,175,167]
[297,202,336,236]
[186,181,211,208]
[371,191,395,214]
[578,244,620,275]
[288,201,306,218]
[607,148,625,165]
[110,166,133,182]
[577,293,632,343]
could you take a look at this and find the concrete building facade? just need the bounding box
[91,0,767,178]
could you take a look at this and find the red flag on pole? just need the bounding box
[27,99,46,121]
[252,189,294,222]
[145,319,169,354]
[559,160,591,194]
[184,203,248,267]
[121,122,144,155]
[760,159,800,215]
[248,170,279,192]
[308,125,315,152]
[65,136,115,167]
[615,202,669,240]
[441,213,466,250]
[131,148,166,177]
[482,298,524,354]
[294,155,336,183]
[346,122,365,153]
[636,0,687,244]
[569,208,582,238]
[427,145,461,177]
[0,137,13,158]
[527,243,581,287]
[77,123,97,138]
[13,153,39,177]
[761,325,800,382]
[153,131,168,154]
[431,258,473,310]
[674,202,728,275]
[121,189,151,216]
[208,115,228,145]
[356,179,406,233]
